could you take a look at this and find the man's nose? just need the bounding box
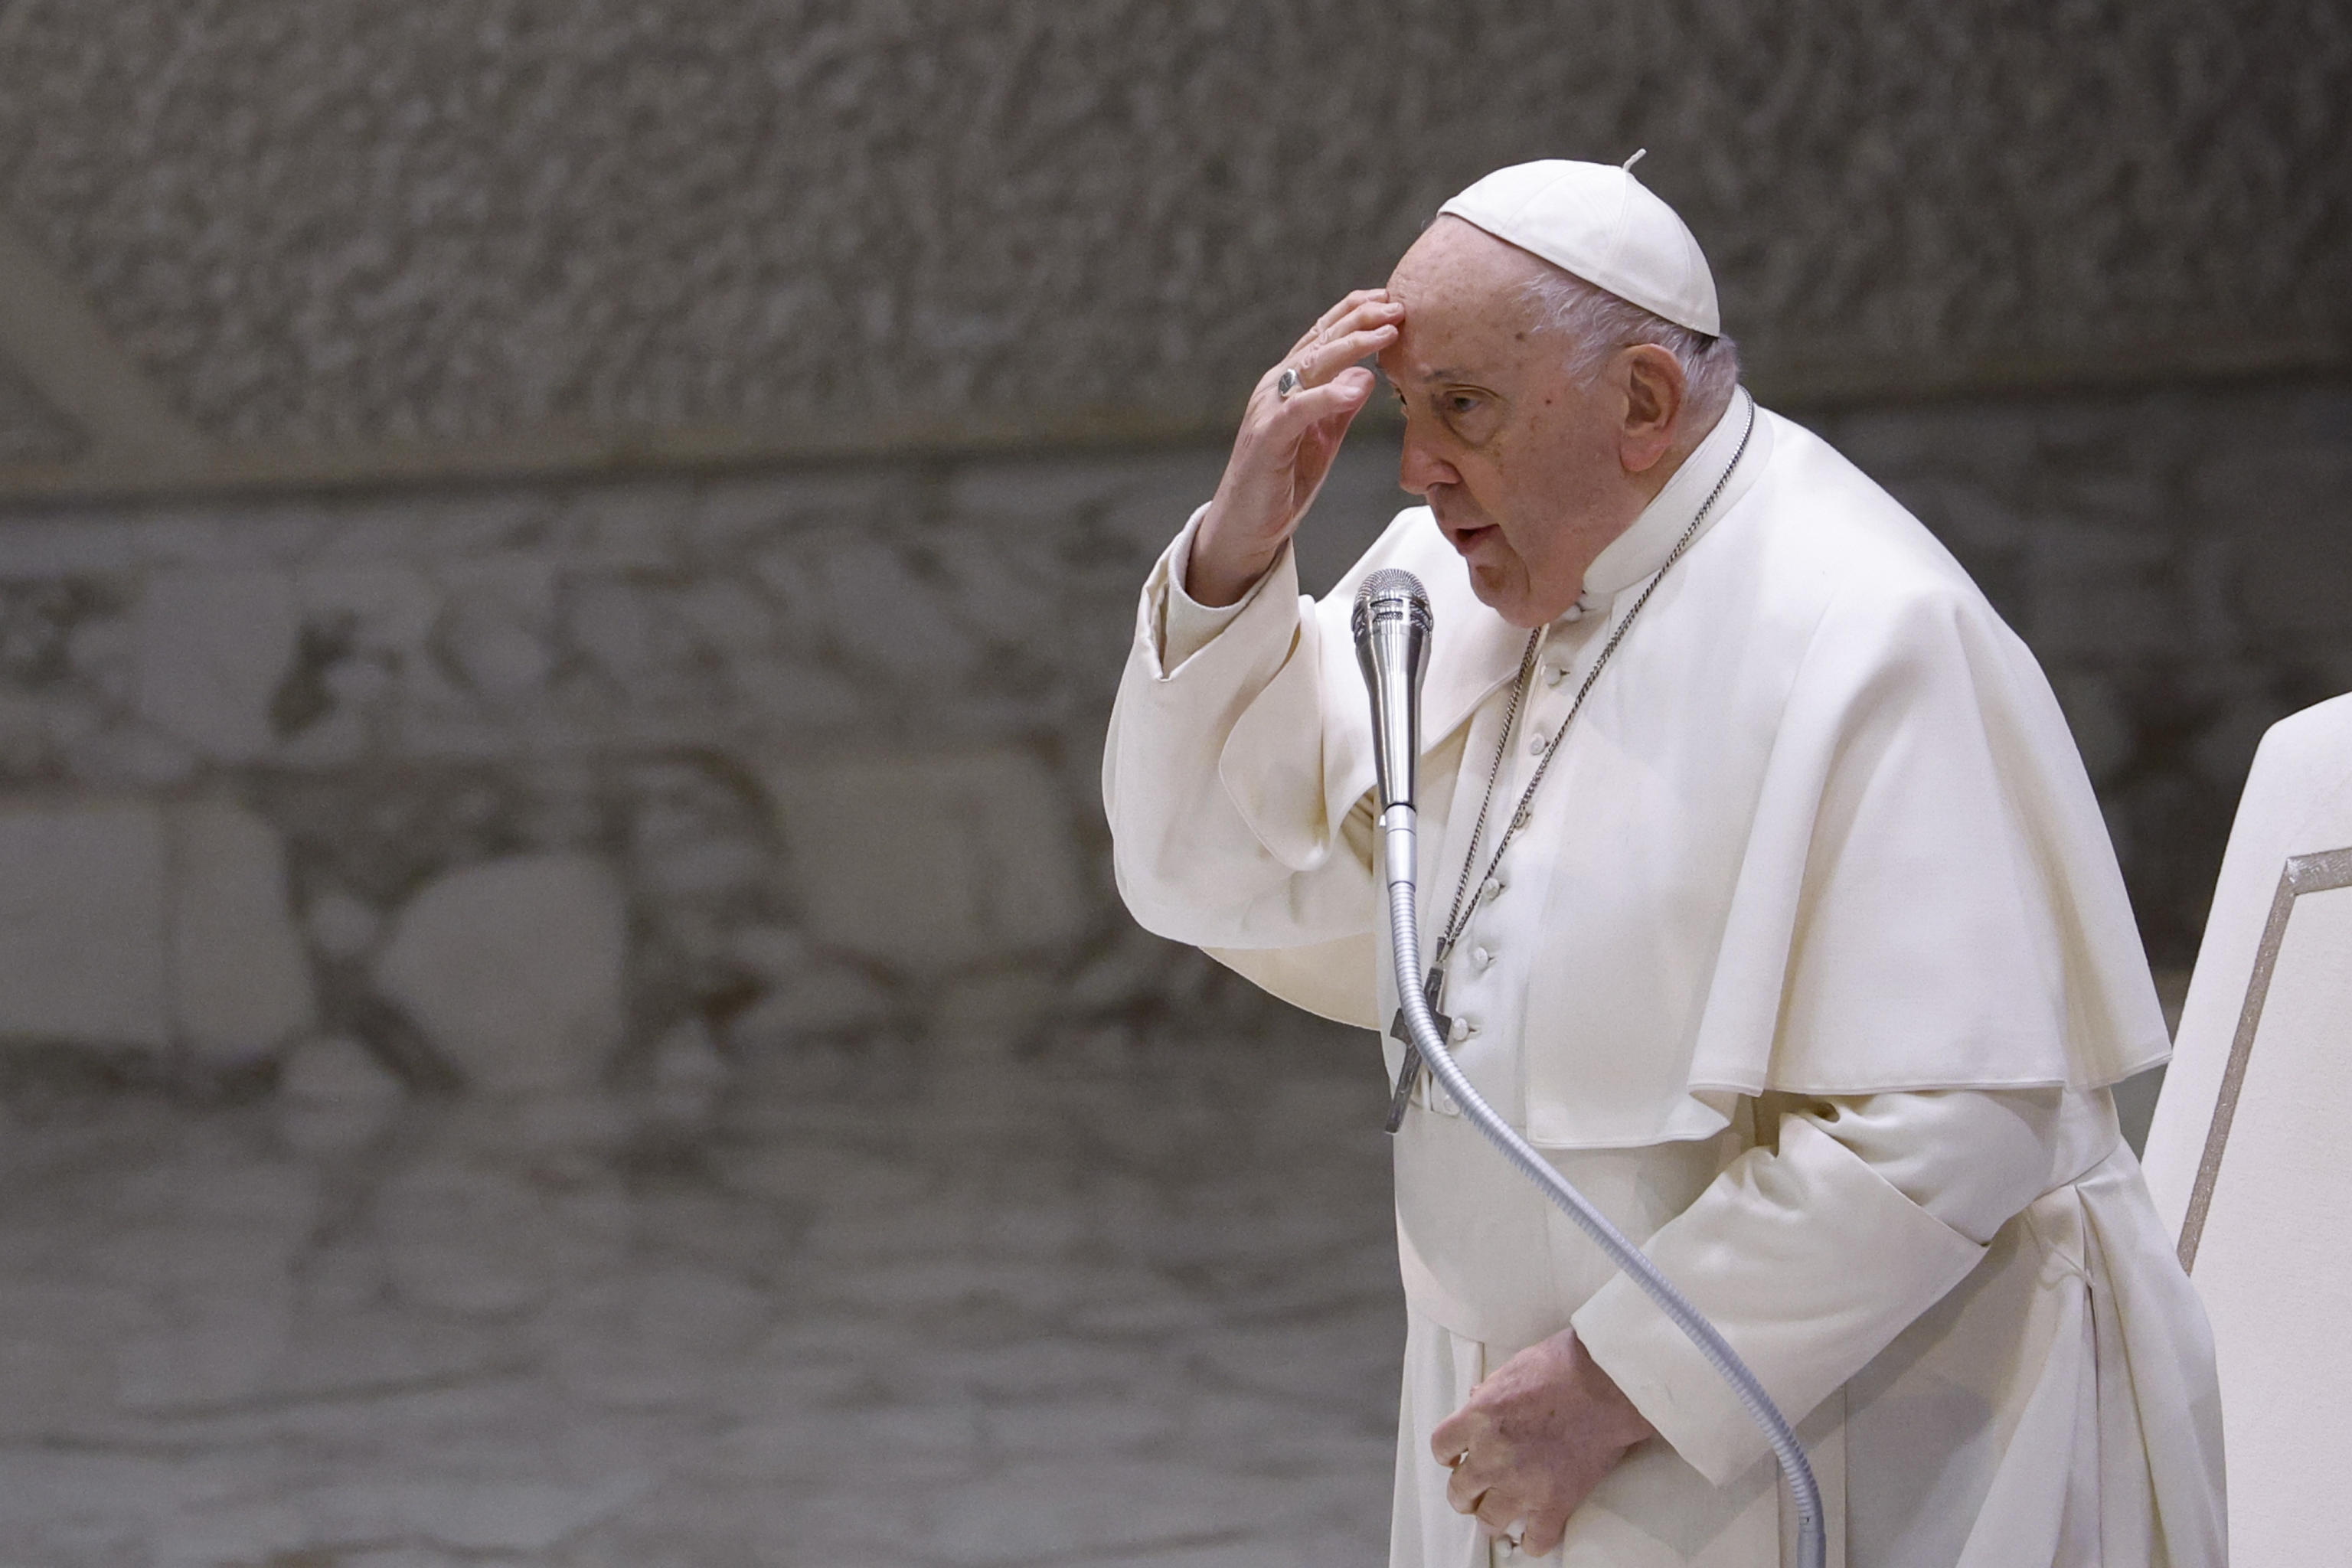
[1397,428,1452,498]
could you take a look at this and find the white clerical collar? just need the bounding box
[1571,387,1762,614]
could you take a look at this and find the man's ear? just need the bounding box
[1616,345,1686,475]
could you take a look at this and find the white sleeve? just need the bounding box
[1158,507,1277,668]
[1570,1087,2066,1485]
[1103,512,1384,1024]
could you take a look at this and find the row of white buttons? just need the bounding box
[1432,618,1592,1108]
[1442,616,1585,1087]
[1532,639,1578,750]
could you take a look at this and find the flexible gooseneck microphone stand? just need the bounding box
[1354,568,1824,1568]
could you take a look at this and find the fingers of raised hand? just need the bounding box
[1262,334,1390,422]
[1301,299,1400,360]
[1280,293,1401,389]
[1297,287,1391,348]
[1298,364,1377,414]
[1250,367,1374,436]
[1304,315,1399,382]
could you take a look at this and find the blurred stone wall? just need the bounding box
[0,3,2342,1093]
[0,2,2342,488]
[0,443,1295,1096]
[0,377,2341,1096]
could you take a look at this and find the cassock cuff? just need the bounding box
[1570,1116,1987,1487]
[1108,508,1332,912]
[1151,506,1289,674]
[1129,517,1335,874]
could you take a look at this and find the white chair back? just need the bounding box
[2145,692,2352,1563]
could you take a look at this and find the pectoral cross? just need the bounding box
[1386,964,1449,1133]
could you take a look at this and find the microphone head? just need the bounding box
[1352,568,1433,815]
[1351,568,1432,644]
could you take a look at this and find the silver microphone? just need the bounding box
[1352,569,1432,813]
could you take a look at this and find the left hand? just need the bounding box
[1430,1328,1657,1556]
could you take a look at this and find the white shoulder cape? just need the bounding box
[1111,411,2170,1145]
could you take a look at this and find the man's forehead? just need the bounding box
[1381,280,1537,386]
[1384,224,1547,361]
[1377,348,1475,387]
[1390,216,1544,293]
[1378,294,1504,384]
[1378,321,1503,389]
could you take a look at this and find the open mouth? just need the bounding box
[1429,496,1501,561]
[1446,523,1500,557]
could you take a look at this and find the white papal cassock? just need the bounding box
[1103,396,2226,1566]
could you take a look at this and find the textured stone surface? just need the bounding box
[0,2,2340,468]
[0,799,170,1048]
[135,569,299,763]
[374,853,629,1093]
[0,351,82,469]
[276,1034,405,1152]
[765,747,1092,971]
[0,382,2331,1063]
[0,1014,1401,1566]
[168,797,316,1064]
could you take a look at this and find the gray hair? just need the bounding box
[1517,265,1740,420]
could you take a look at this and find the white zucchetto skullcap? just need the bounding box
[1437,159,1721,337]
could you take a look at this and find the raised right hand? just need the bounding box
[1184,289,1403,606]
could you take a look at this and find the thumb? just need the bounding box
[1323,365,1377,407]
[1430,1408,1475,1464]
[1279,364,1377,428]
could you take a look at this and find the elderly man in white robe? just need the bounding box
[1103,161,2227,1566]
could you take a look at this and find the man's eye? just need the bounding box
[1447,395,1480,415]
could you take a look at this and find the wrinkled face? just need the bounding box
[1377,218,1648,628]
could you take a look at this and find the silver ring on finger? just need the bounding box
[1276,365,1304,400]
